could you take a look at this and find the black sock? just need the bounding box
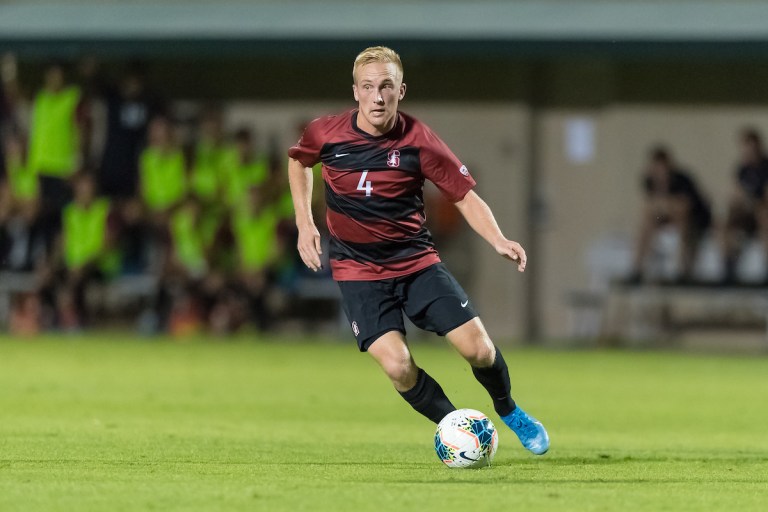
[471,346,516,417]
[399,368,456,424]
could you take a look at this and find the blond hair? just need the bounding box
[352,46,403,83]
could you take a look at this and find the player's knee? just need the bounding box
[464,339,495,368]
[381,355,417,387]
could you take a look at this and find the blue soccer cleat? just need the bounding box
[501,406,550,455]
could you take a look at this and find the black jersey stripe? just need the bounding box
[320,143,421,173]
[325,183,423,221]
[329,228,435,263]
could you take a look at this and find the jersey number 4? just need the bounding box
[357,170,373,197]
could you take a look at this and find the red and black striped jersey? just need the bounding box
[288,109,475,281]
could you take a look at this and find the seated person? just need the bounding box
[139,116,187,222]
[153,196,225,334]
[722,128,768,282]
[41,173,115,329]
[190,107,233,205]
[629,146,712,283]
[0,135,45,272]
[220,127,268,208]
[231,185,283,331]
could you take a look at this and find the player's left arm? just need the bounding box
[454,190,526,272]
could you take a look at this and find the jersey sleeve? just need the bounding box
[288,117,326,168]
[419,127,476,203]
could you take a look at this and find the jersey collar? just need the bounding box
[351,110,403,140]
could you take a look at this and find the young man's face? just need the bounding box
[353,62,406,136]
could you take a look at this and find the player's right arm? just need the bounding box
[288,157,323,272]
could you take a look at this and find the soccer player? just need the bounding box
[287,46,549,455]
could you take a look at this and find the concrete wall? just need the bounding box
[537,106,768,338]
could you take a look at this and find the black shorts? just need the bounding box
[337,263,478,352]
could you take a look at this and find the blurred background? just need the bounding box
[3,0,768,350]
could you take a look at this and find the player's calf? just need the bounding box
[471,345,516,416]
[399,367,456,424]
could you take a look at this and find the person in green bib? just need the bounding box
[139,116,187,221]
[28,63,87,250]
[154,196,228,334]
[28,64,84,182]
[229,182,289,331]
[0,135,44,272]
[190,108,234,205]
[45,173,114,329]
[4,135,39,205]
[167,197,220,279]
[220,127,269,209]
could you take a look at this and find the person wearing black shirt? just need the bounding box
[629,146,711,283]
[98,64,163,198]
[722,128,768,282]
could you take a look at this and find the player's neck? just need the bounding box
[355,111,397,137]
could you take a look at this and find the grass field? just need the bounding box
[1,335,766,511]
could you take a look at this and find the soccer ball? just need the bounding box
[434,408,498,468]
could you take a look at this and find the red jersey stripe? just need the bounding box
[326,208,423,244]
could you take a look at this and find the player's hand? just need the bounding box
[297,224,323,272]
[495,239,527,272]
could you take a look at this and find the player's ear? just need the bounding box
[399,82,406,101]
[353,84,359,102]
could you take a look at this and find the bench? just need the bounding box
[569,283,768,346]
[0,271,158,329]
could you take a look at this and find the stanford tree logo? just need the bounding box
[387,150,400,168]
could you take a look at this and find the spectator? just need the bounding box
[221,127,268,208]
[167,196,218,279]
[4,134,38,206]
[722,128,768,282]
[98,62,163,198]
[155,196,224,333]
[231,185,282,330]
[628,146,712,284]
[1,52,23,181]
[0,70,8,181]
[28,63,87,246]
[190,107,233,205]
[0,135,44,272]
[113,198,151,275]
[139,116,187,219]
[44,173,114,329]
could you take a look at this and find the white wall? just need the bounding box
[537,106,768,338]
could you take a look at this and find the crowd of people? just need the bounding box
[630,128,768,285]
[0,57,308,335]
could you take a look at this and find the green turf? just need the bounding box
[0,335,766,511]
